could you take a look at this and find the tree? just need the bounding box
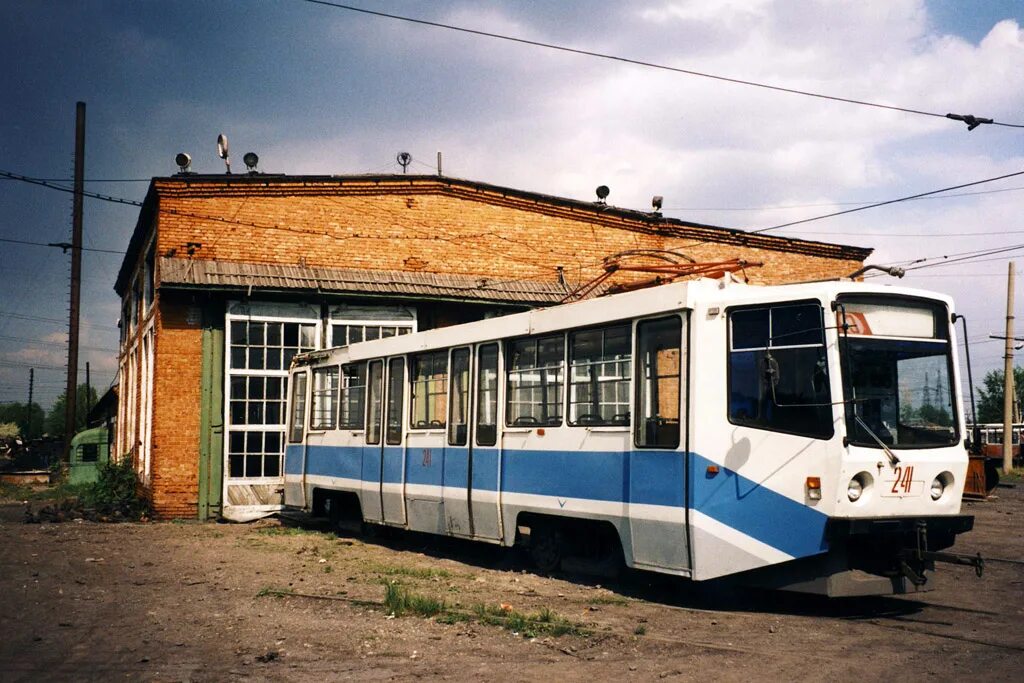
[974,366,1024,423]
[44,384,98,436]
[0,402,45,440]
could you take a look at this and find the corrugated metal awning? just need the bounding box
[159,257,572,305]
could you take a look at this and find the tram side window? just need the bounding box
[476,344,499,446]
[449,348,470,446]
[288,371,308,443]
[728,302,832,438]
[411,351,448,428]
[340,362,367,429]
[310,366,339,430]
[635,317,682,448]
[386,358,406,445]
[570,324,631,426]
[366,361,384,445]
[506,335,564,426]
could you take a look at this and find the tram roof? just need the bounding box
[295,278,955,367]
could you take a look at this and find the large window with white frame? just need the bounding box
[226,311,318,484]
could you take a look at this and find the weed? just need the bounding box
[322,564,333,574]
[383,582,446,617]
[470,603,586,639]
[256,586,289,598]
[368,562,453,579]
[255,526,331,538]
[634,624,647,636]
[587,595,628,606]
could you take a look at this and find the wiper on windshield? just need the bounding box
[854,414,900,466]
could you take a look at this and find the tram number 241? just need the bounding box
[888,465,915,495]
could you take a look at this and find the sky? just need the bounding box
[1,0,1023,413]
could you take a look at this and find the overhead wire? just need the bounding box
[298,0,1024,130]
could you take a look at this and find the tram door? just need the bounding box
[629,314,691,571]
[443,344,502,539]
[382,357,407,525]
[361,360,385,523]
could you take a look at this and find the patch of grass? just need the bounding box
[255,526,332,538]
[587,595,628,606]
[471,603,586,639]
[634,624,647,636]
[256,586,289,598]
[368,562,453,579]
[383,582,446,617]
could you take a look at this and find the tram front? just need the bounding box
[829,292,978,592]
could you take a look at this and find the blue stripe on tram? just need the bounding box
[286,444,828,558]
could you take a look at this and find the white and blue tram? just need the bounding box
[283,278,977,596]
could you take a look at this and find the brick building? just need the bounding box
[113,172,871,519]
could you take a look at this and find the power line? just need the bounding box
[0,334,117,353]
[0,177,149,182]
[0,236,125,255]
[299,0,1024,130]
[752,169,1024,234]
[0,310,115,331]
[665,184,1024,213]
[0,170,144,207]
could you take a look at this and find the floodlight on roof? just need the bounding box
[174,152,192,174]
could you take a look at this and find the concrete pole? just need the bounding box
[64,101,85,462]
[1003,261,1015,475]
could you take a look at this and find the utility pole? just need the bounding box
[63,101,85,462]
[1003,261,1016,475]
[27,368,34,439]
[85,361,91,416]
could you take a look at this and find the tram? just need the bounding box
[283,278,979,596]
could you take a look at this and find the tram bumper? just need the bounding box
[737,515,976,597]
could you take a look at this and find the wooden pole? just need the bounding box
[63,101,85,462]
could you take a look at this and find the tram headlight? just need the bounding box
[847,472,873,503]
[931,472,953,501]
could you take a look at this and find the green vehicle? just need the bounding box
[68,426,109,485]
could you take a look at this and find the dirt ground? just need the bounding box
[1,482,1022,683]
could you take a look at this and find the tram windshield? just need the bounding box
[837,296,958,449]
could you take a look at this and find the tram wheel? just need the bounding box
[529,523,564,573]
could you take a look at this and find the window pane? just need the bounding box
[230,377,246,399]
[230,346,246,369]
[731,308,769,350]
[728,304,831,439]
[635,316,682,448]
[266,377,282,400]
[449,348,470,446]
[365,326,381,341]
[311,366,340,430]
[288,372,308,443]
[284,323,299,347]
[349,326,364,344]
[264,431,281,454]
[507,335,563,427]
[367,361,384,444]
[245,454,263,478]
[772,303,824,346]
[476,344,499,446]
[411,350,448,428]
[263,455,280,477]
[332,324,347,346]
[266,322,282,346]
[249,322,265,345]
[340,362,368,429]
[386,358,405,444]
[300,325,317,349]
[570,324,631,426]
[229,454,244,478]
[266,350,282,370]
[248,347,265,370]
[230,401,246,425]
[248,377,264,400]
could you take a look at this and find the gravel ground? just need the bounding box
[1,479,1021,682]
